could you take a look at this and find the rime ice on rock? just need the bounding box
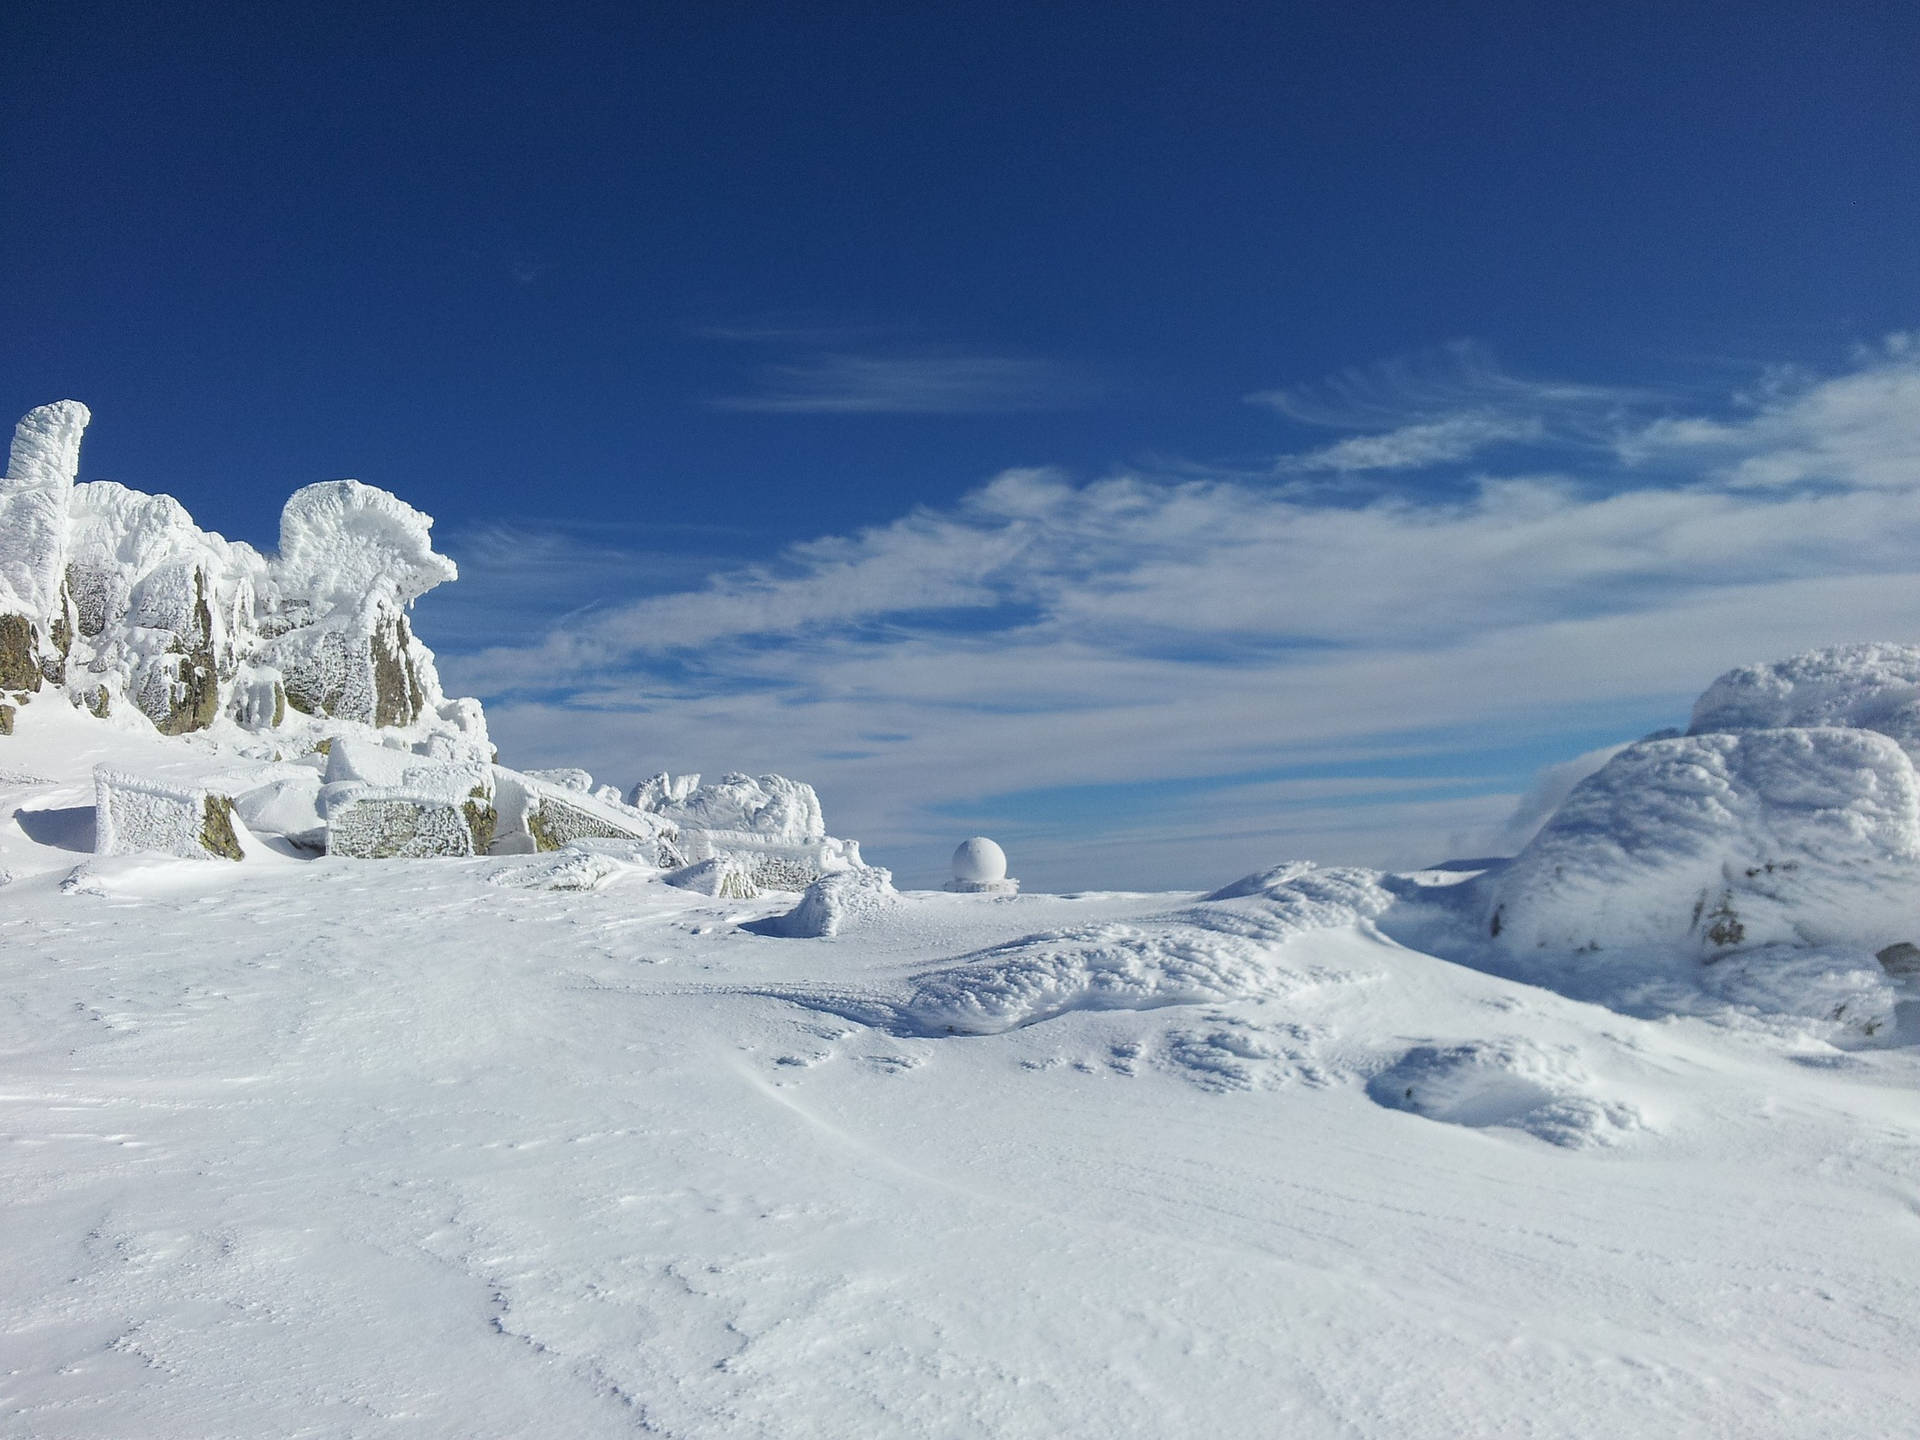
[66,481,268,733]
[94,768,243,862]
[1689,642,1920,757]
[322,739,497,858]
[0,400,490,764]
[264,481,466,732]
[492,768,683,865]
[1,402,89,701]
[1481,646,1920,1017]
[628,771,860,889]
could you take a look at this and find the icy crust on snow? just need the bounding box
[897,864,1393,1034]
[1484,726,1920,961]
[0,400,487,759]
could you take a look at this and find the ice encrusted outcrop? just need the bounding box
[94,768,243,862]
[0,401,486,758]
[493,767,683,864]
[1478,644,1920,1028]
[1,402,89,705]
[629,771,859,889]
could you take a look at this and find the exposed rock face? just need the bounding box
[1485,644,1920,968]
[0,402,488,762]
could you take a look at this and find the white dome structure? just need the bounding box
[946,836,1019,894]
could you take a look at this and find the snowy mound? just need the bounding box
[1473,645,1920,1034]
[748,864,900,938]
[898,864,1391,1034]
[0,401,486,759]
[1689,642,1920,752]
[1484,726,1920,959]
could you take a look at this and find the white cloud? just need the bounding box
[436,342,1920,889]
[1287,413,1543,472]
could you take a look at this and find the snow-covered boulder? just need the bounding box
[320,743,496,857]
[492,767,683,865]
[630,771,827,841]
[750,865,899,938]
[94,768,243,862]
[326,791,482,860]
[1485,646,1920,978]
[628,771,860,888]
[664,855,759,900]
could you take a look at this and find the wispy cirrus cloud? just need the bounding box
[708,351,1096,415]
[694,314,1096,415]
[1255,339,1660,474]
[434,336,1920,889]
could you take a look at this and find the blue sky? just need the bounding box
[6,3,1920,887]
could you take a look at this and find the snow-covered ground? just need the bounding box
[5,704,1918,1438]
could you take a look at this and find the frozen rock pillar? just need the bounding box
[0,401,89,698]
[265,480,457,727]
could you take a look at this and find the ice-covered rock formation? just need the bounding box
[1,402,89,716]
[628,771,860,889]
[0,401,486,760]
[1480,644,1920,1023]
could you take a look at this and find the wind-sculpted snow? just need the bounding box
[274,479,458,618]
[898,864,1392,1034]
[747,864,900,937]
[1690,642,1920,756]
[1367,1039,1646,1148]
